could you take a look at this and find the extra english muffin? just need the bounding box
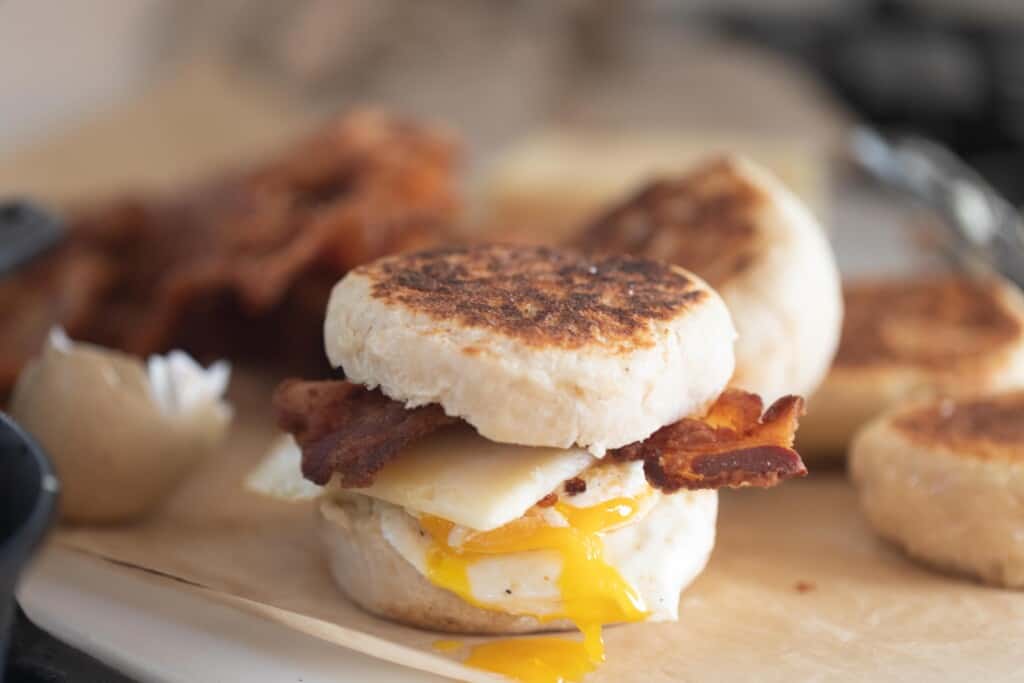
[800,274,1024,457]
[850,391,1024,587]
[578,156,841,404]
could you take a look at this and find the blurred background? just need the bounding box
[3,0,1024,275]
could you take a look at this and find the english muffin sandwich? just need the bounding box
[577,156,842,404]
[800,274,1024,458]
[851,390,1024,588]
[273,244,807,681]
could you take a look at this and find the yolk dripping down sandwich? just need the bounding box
[273,244,806,683]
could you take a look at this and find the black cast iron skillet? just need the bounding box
[0,413,59,669]
[0,413,135,683]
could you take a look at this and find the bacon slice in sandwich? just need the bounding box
[274,380,806,492]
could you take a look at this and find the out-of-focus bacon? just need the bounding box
[0,110,458,396]
[273,379,458,486]
[610,389,806,492]
[275,379,805,492]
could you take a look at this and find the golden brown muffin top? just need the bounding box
[836,276,1023,371]
[576,157,765,288]
[893,392,1024,460]
[358,243,707,350]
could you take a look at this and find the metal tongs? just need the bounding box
[850,126,1024,288]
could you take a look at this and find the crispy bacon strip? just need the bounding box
[273,379,457,486]
[610,389,806,491]
[275,380,806,492]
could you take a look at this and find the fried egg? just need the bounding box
[376,459,717,682]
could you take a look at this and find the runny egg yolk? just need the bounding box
[420,497,649,683]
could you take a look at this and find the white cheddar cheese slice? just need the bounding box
[357,426,595,531]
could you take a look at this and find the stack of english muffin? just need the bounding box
[800,274,1024,587]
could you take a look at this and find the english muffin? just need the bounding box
[800,274,1024,457]
[850,391,1024,587]
[578,156,842,404]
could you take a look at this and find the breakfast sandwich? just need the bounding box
[799,274,1024,457]
[577,156,842,404]
[272,244,806,681]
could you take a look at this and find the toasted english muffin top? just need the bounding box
[836,276,1024,371]
[892,392,1024,461]
[578,158,765,289]
[326,243,735,454]
[357,243,706,352]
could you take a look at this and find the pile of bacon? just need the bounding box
[274,379,806,494]
[0,111,458,395]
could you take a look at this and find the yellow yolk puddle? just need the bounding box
[421,497,649,683]
[464,637,595,683]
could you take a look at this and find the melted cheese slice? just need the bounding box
[357,426,595,531]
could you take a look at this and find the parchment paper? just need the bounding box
[52,371,1024,682]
